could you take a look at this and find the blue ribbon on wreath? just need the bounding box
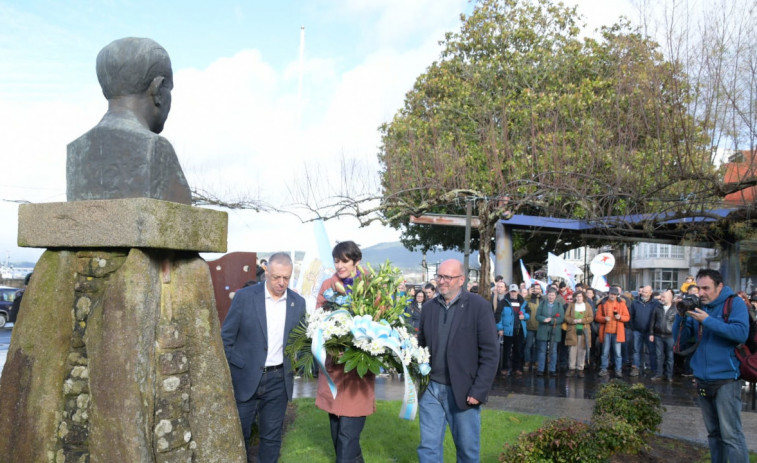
[311,312,426,420]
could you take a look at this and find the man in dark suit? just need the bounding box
[417,259,499,463]
[221,252,306,462]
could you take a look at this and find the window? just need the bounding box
[634,243,686,260]
[658,245,670,259]
[653,269,679,291]
[671,246,685,259]
[647,244,658,258]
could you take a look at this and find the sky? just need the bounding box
[0,0,635,264]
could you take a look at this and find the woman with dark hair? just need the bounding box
[315,240,374,463]
[406,290,426,334]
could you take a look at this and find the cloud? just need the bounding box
[334,0,469,48]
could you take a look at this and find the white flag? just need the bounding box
[520,259,531,289]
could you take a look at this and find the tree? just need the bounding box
[376,0,755,292]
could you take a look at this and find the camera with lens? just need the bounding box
[676,294,701,315]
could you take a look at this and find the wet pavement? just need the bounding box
[293,368,757,451]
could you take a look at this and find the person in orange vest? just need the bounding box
[596,287,630,378]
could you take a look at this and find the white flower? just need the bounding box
[306,309,329,339]
[414,347,430,364]
[307,309,354,341]
[394,326,411,340]
[367,340,386,356]
[353,337,371,352]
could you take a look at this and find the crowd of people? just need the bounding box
[484,277,757,381]
[222,251,757,462]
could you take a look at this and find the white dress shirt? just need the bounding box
[264,284,288,367]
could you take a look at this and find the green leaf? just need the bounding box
[357,361,369,378]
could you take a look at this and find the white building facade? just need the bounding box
[562,243,719,292]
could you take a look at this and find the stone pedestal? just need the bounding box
[0,199,246,463]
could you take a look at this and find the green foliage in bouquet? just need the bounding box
[285,260,429,388]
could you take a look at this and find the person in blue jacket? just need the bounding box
[673,268,749,463]
[497,294,530,376]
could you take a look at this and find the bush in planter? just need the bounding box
[500,381,664,462]
[592,379,664,435]
[500,417,606,463]
[590,412,645,456]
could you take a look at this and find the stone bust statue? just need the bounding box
[66,37,192,205]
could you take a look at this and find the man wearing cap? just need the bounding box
[497,284,528,376]
[596,287,630,378]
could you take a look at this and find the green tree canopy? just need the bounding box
[378,0,726,286]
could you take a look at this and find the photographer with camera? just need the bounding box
[673,269,749,462]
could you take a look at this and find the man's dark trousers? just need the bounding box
[236,368,288,462]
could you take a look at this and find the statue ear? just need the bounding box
[148,76,166,106]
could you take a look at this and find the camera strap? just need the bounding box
[673,316,702,356]
[674,295,737,357]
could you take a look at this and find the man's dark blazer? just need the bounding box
[418,290,499,410]
[221,283,306,402]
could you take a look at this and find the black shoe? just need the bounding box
[536,371,544,377]
[549,371,557,377]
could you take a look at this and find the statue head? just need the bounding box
[96,37,173,133]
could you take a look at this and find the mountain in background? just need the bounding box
[8,262,36,268]
[360,242,481,273]
[255,242,481,273]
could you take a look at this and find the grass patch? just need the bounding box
[280,398,546,462]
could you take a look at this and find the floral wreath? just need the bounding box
[286,261,430,420]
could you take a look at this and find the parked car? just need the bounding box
[0,286,18,328]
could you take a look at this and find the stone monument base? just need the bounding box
[0,200,245,462]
